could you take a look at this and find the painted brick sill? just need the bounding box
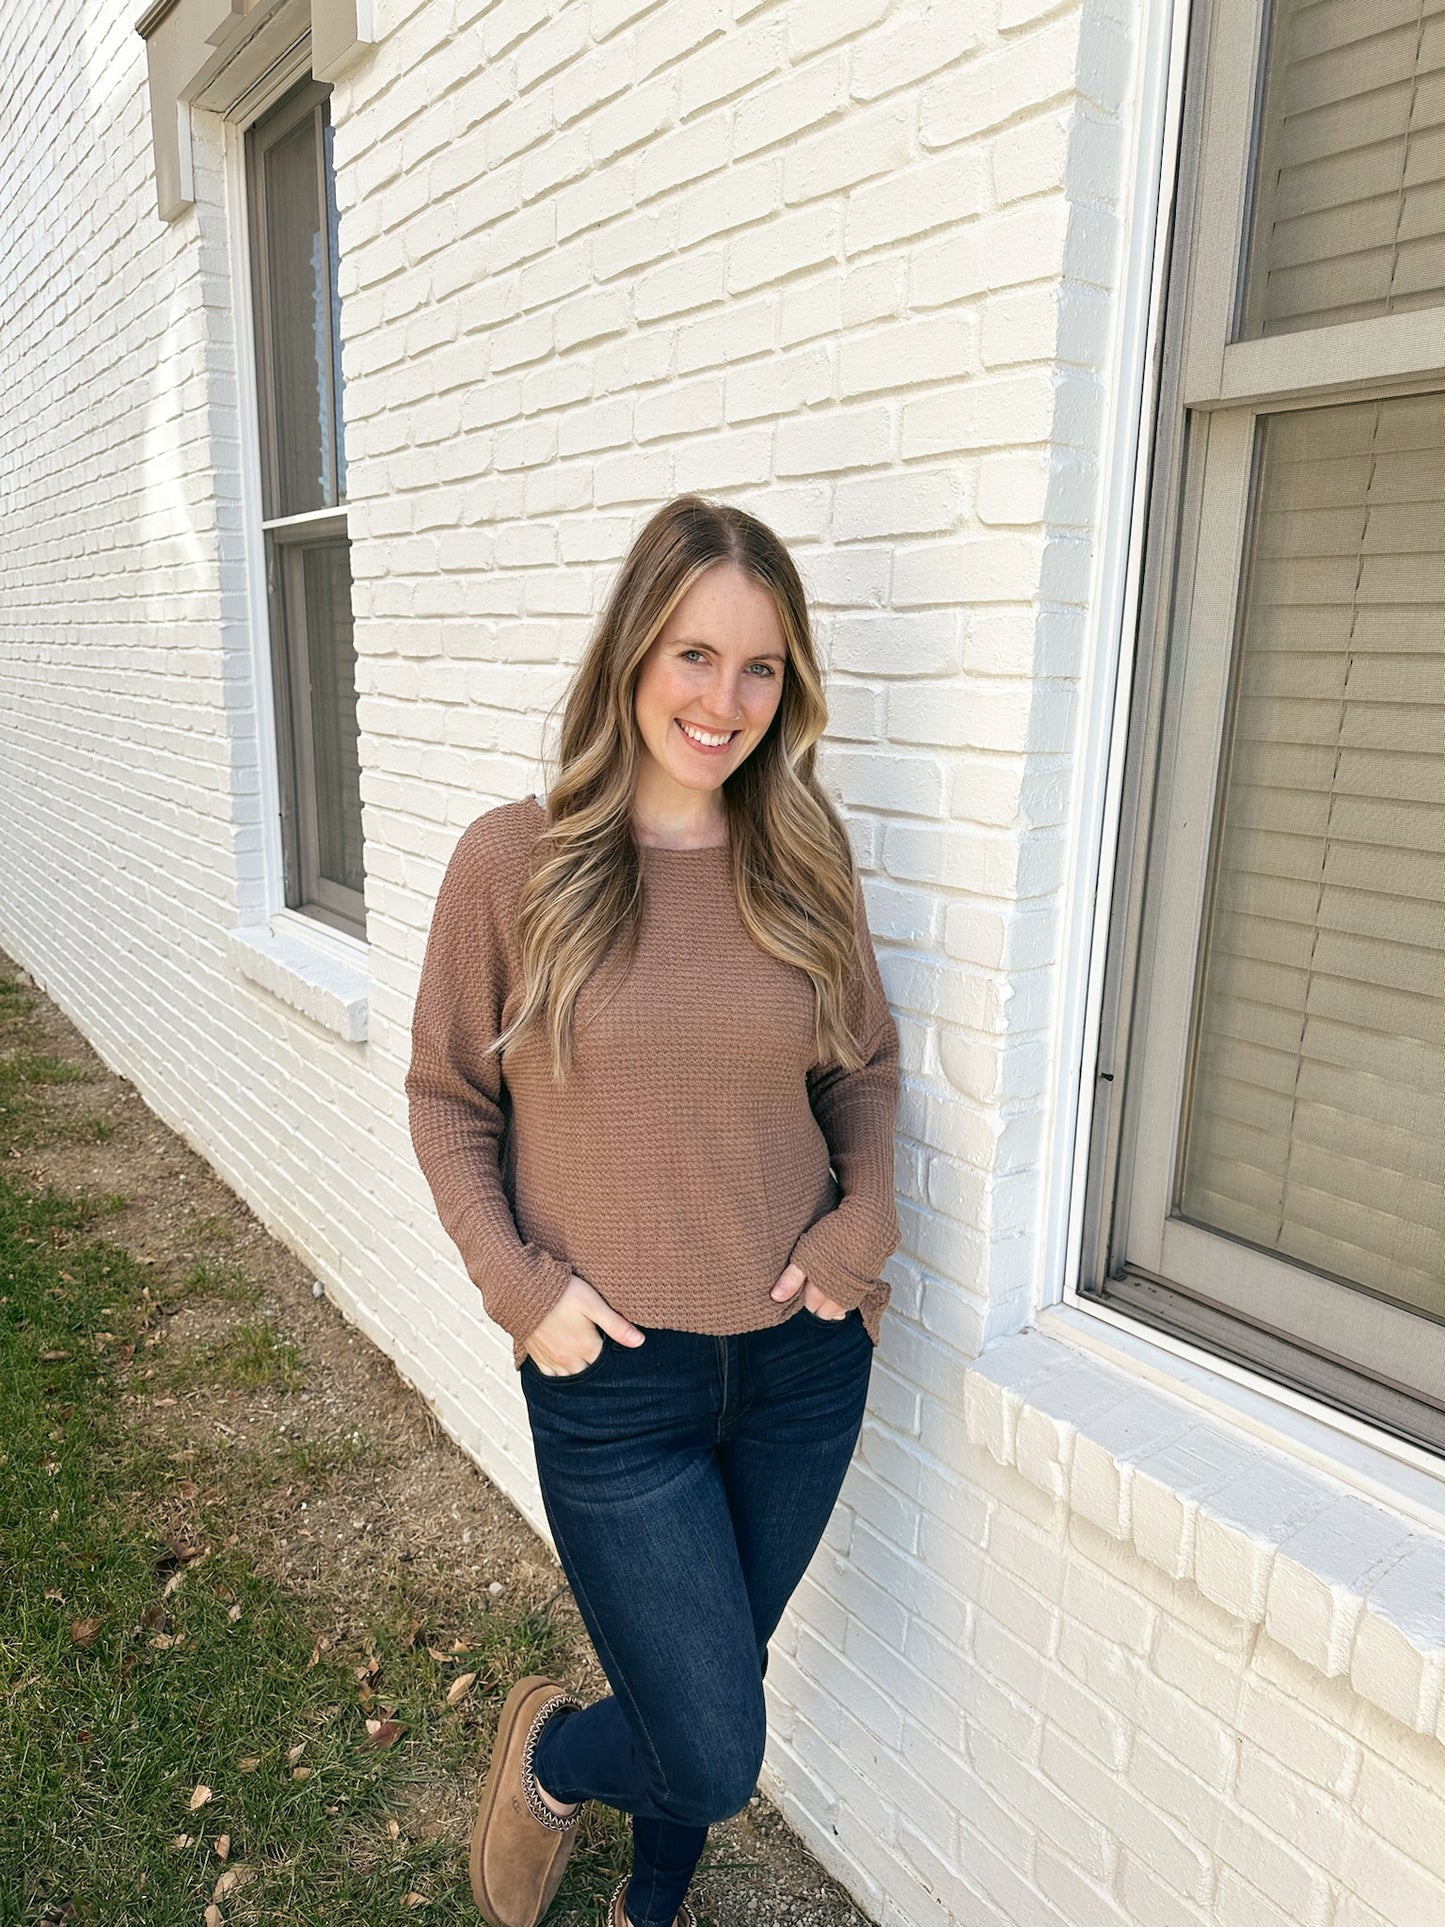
[226,917,368,1043]
[962,1325,1445,1747]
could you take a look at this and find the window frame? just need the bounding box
[1079,0,1445,1456]
[243,72,363,939]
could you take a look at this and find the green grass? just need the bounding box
[0,1051,87,1149]
[160,1319,304,1393]
[0,1043,115,1149]
[275,1433,379,1487]
[0,960,714,1926]
[186,1214,238,1247]
[176,1258,263,1308]
[0,965,607,1924]
[0,1176,551,1924]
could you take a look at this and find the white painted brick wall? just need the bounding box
[4,2,1443,1924]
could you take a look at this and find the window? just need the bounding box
[1087,0,1445,1452]
[245,75,364,939]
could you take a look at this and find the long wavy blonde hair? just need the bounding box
[492,494,873,1084]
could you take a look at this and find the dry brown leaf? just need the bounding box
[237,1757,260,1774]
[213,1866,253,1899]
[161,1569,188,1599]
[425,1646,448,1663]
[291,1765,313,1780]
[39,1349,70,1362]
[445,1671,477,1707]
[286,1742,306,1766]
[204,1907,222,1927]
[387,1818,400,1841]
[171,1834,193,1850]
[141,1604,166,1631]
[188,1784,213,1812]
[69,1616,103,1648]
[227,1604,242,1623]
[214,1834,230,1862]
[404,1896,428,1910]
[363,1718,403,1750]
[177,1480,199,1500]
[43,1588,64,1604]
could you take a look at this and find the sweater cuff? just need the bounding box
[452,1205,576,1348]
[787,1207,889,1315]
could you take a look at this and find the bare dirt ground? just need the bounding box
[4,946,876,1927]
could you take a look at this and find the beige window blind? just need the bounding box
[1178,391,1445,1315]
[1241,0,1445,338]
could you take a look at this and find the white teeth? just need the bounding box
[679,721,734,747]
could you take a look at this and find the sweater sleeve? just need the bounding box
[404,816,576,1348]
[787,872,902,1314]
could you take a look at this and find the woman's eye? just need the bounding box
[680,649,774,677]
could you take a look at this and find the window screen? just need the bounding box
[1241,0,1445,337]
[1179,393,1445,1314]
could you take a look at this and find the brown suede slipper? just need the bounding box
[469,1675,584,1927]
[607,1874,698,1927]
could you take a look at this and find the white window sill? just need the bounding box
[963,1310,1445,1746]
[226,912,368,1042]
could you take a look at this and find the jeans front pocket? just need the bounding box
[797,1301,854,1326]
[521,1334,613,1387]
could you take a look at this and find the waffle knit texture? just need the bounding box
[405,795,902,1369]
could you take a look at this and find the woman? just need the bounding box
[405,494,901,1927]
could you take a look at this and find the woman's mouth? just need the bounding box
[675,719,738,754]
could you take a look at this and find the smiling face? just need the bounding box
[631,562,788,825]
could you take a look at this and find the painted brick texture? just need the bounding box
[2,3,1443,1925]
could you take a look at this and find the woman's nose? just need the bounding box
[705,677,745,723]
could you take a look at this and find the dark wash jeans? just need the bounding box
[523,1303,876,1927]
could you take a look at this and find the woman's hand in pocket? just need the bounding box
[769,1261,848,1321]
[525,1274,646,1377]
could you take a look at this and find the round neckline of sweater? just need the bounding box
[526,794,730,856]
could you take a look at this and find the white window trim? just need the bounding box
[1027,0,1445,1521]
[221,86,368,1043]
[225,916,368,1042]
[965,1322,1445,1744]
[1038,1301,1445,1519]
[137,0,375,221]
[1042,0,1191,1315]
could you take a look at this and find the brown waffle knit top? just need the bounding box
[405,795,901,1369]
